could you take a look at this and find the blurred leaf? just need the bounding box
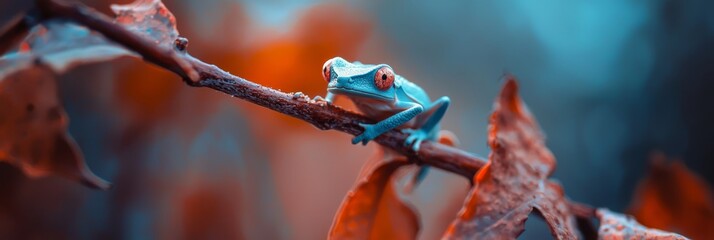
[627,152,714,239]
[0,20,134,79]
[443,77,577,239]
[0,67,109,189]
[0,0,182,79]
[597,208,689,240]
[329,150,419,240]
[0,0,188,189]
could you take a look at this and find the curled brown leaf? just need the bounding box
[111,0,179,49]
[329,150,419,240]
[444,76,577,239]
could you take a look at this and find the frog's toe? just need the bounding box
[351,135,372,145]
[402,129,417,144]
[401,128,415,134]
[403,129,428,150]
[355,136,372,145]
[405,133,419,145]
[356,123,376,145]
[411,138,424,152]
[351,135,364,145]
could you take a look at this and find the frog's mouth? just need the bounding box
[328,87,394,101]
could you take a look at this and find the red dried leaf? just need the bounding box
[444,76,578,239]
[111,0,179,49]
[0,21,133,78]
[0,0,183,79]
[329,151,419,239]
[596,208,689,240]
[0,67,110,189]
[627,152,714,239]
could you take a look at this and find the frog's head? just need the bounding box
[322,57,396,101]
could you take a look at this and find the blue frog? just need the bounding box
[316,56,450,152]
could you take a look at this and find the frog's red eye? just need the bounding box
[374,66,395,90]
[322,60,332,82]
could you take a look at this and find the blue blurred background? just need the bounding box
[0,0,713,239]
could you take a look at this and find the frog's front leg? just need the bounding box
[352,102,423,145]
[402,96,450,151]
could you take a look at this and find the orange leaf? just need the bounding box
[0,67,109,189]
[627,152,714,239]
[597,208,688,240]
[329,150,419,239]
[444,76,577,239]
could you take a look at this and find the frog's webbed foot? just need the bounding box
[402,128,429,151]
[352,123,378,145]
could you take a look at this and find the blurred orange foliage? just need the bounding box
[242,4,371,94]
[628,152,714,239]
[180,182,244,240]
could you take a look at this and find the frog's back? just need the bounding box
[396,76,431,106]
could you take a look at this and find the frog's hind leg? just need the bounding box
[402,96,450,189]
[402,96,450,151]
[408,166,430,191]
[406,129,458,192]
[421,96,450,134]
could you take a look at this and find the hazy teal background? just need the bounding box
[0,0,712,239]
